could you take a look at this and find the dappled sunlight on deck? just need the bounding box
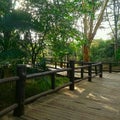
[86,93,100,101]
[63,91,79,98]
[103,105,119,113]
[75,87,85,94]
[86,92,112,102]
[63,87,85,98]
[100,95,111,102]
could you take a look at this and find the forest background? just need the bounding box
[0,0,120,76]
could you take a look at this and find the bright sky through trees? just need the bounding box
[14,0,22,9]
[14,0,111,40]
[95,22,111,40]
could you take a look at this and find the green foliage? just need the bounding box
[55,76,69,87]
[36,57,48,71]
[0,49,26,64]
[0,0,85,66]
[116,48,120,61]
[90,40,114,62]
[0,0,112,66]
[25,76,51,98]
[0,0,11,15]
[78,0,102,17]
[0,10,33,31]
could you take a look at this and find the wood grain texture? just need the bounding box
[1,72,120,120]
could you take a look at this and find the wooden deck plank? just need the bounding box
[1,72,120,120]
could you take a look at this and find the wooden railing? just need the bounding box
[46,59,120,73]
[80,61,120,73]
[0,61,102,117]
[102,62,120,73]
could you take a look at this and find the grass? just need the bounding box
[0,82,16,111]
[0,75,69,111]
[25,75,69,98]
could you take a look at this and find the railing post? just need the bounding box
[95,65,97,75]
[14,65,26,117]
[88,64,92,82]
[109,63,112,73]
[60,61,63,68]
[81,61,84,79]
[99,63,103,78]
[51,73,55,89]
[67,62,69,77]
[55,62,57,69]
[69,61,75,90]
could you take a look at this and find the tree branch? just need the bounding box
[92,0,109,39]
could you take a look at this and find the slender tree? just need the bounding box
[78,0,109,61]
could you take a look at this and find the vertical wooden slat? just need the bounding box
[69,61,75,90]
[99,63,103,78]
[51,73,55,89]
[88,64,92,82]
[67,62,69,77]
[55,62,57,69]
[109,63,112,73]
[80,61,84,79]
[95,65,97,75]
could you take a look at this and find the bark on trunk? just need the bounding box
[83,44,90,62]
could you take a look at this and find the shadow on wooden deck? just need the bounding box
[1,72,120,120]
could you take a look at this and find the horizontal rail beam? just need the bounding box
[27,68,71,79]
[0,104,18,117]
[0,76,19,84]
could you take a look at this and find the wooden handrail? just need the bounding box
[26,68,71,79]
[0,76,19,84]
[0,61,103,117]
[0,104,18,117]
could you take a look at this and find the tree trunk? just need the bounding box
[31,54,37,67]
[83,44,90,62]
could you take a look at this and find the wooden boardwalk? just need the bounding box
[1,72,120,120]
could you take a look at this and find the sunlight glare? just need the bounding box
[14,0,24,9]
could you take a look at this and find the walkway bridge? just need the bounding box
[1,72,120,120]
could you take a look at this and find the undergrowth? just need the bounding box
[0,75,69,111]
